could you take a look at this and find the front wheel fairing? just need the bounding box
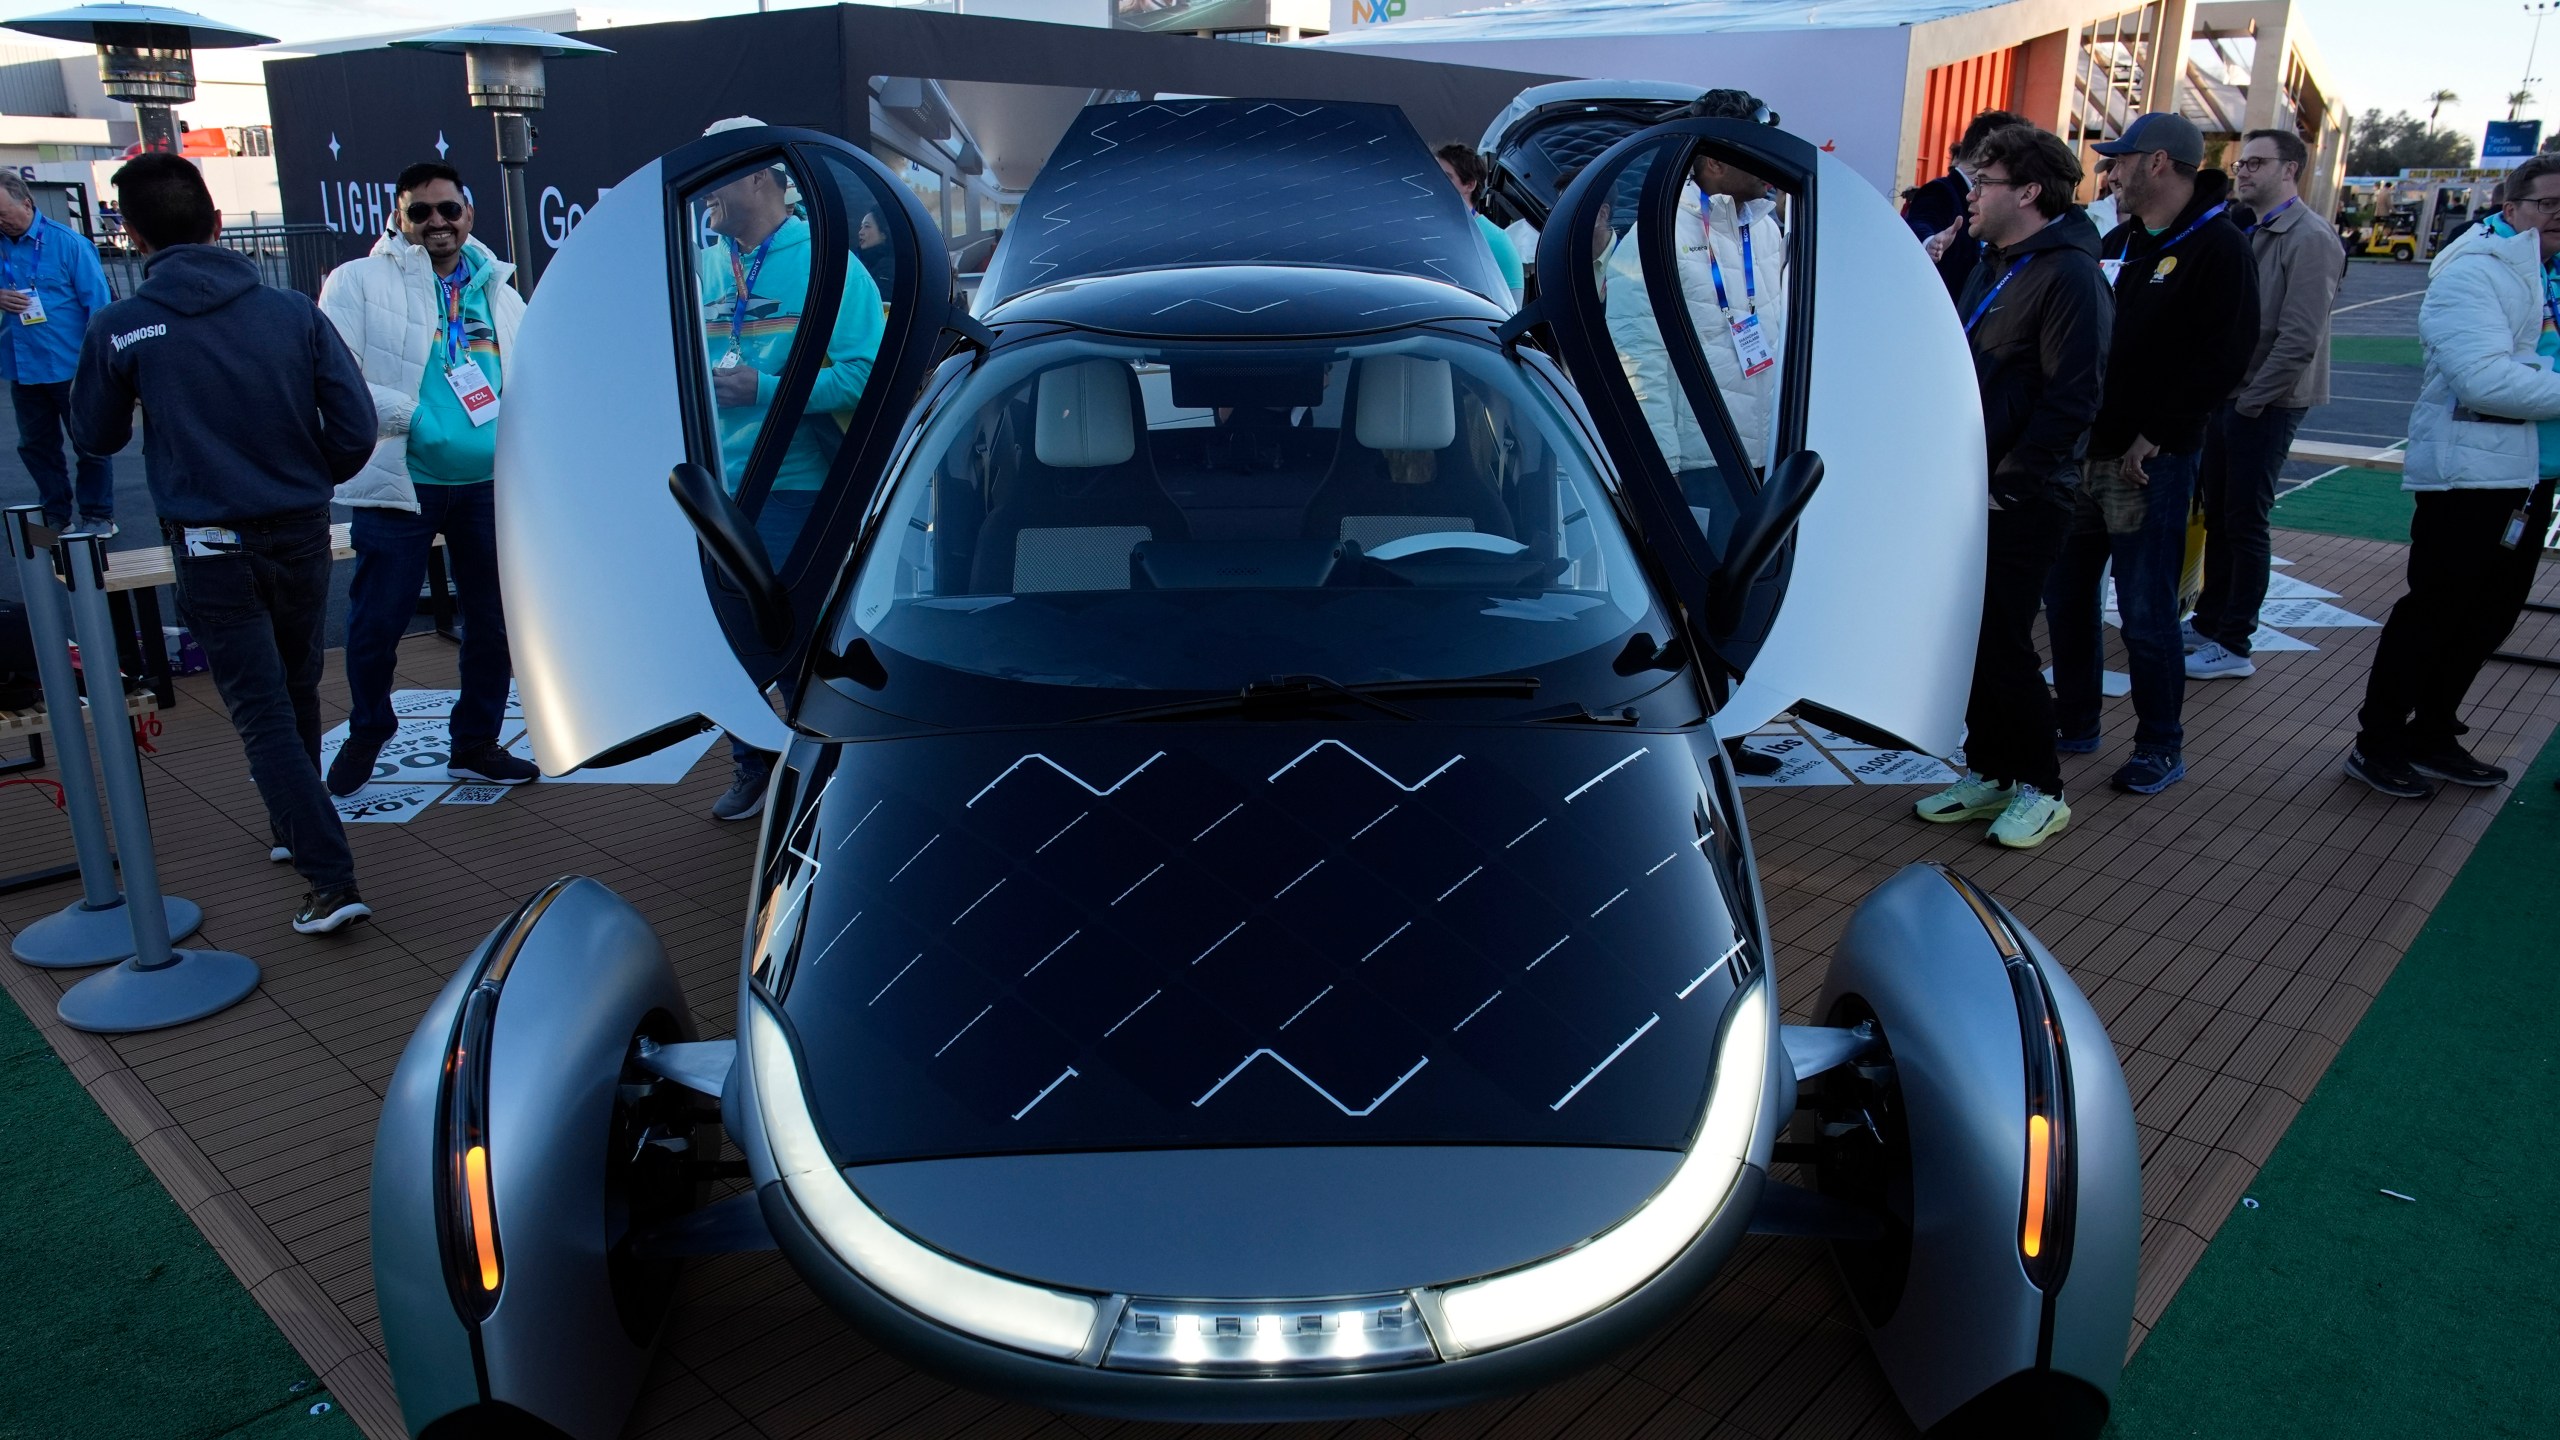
[753,725,1756,1165]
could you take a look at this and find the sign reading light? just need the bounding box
[748,997,1102,1360]
[1433,973,1769,1355]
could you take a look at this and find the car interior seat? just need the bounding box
[1304,354,1514,550]
[971,358,1188,593]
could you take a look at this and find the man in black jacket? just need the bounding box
[2043,113,2260,796]
[1904,108,2027,300]
[1913,124,2110,850]
[71,154,380,935]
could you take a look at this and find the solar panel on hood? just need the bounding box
[974,99,1514,313]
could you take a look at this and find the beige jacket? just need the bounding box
[2234,197,2343,416]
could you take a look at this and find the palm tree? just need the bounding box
[2426,88,2460,130]
[2511,89,2538,121]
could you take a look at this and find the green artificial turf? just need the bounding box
[2330,334,2423,368]
[2109,730,2560,1439]
[0,995,359,1440]
[2270,467,2414,544]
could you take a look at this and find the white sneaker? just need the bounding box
[2185,640,2255,680]
[2178,619,2207,654]
[1988,785,2071,849]
[1915,772,2016,823]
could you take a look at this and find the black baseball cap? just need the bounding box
[2093,112,2205,167]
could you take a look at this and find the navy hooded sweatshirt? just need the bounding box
[71,244,376,525]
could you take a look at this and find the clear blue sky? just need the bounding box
[2300,0,2548,141]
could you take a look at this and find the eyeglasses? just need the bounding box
[1972,175,2031,191]
[2230,156,2281,173]
[2513,195,2560,218]
[404,200,465,224]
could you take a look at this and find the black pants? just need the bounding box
[2195,402,2309,656]
[165,510,356,891]
[1967,492,2074,794]
[12,379,114,526]
[2355,484,2554,762]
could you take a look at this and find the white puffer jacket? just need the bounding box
[2404,220,2560,491]
[317,232,524,512]
[1603,187,1787,472]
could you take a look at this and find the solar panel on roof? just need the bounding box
[974,99,1512,313]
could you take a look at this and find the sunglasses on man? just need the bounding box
[405,200,465,224]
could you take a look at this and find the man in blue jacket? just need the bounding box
[71,154,381,935]
[0,170,116,532]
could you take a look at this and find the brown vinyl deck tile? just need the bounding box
[3,530,2554,1438]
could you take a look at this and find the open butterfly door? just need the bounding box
[1528,118,1985,757]
[496,125,954,773]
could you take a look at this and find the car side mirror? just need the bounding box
[668,462,792,649]
[1706,450,1824,638]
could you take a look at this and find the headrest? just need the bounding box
[1355,356,1455,452]
[1034,359,1137,469]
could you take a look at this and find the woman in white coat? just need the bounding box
[1601,146,1787,485]
[2348,153,2560,797]
[316,162,538,798]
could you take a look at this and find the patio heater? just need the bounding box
[390,25,613,299]
[1,5,274,156]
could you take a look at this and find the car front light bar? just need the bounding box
[748,969,1770,1372]
[747,996,1104,1361]
[1429,970,1769,1356]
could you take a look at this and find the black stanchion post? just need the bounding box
[3,506,202,963]
[51,530,257,1034]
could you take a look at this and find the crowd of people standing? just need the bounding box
[7,96,2552,941]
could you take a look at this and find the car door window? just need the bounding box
[667,130,951,690]
[682,149,914,583]
[1534,126,1813,671]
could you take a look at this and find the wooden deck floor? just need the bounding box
[3,528,2554,1440]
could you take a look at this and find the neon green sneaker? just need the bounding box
[1988,785,2071,849]
[1915,772,2016,823]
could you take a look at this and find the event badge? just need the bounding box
[717,347,743,371]
[182,526,240,557]
[1729,312,1775,378]
[445,358,499,428]
[17,289,43,325]
[2501,507,2530,550]
[2099,258,2124,289]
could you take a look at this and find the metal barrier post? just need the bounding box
[4,506,203,966]
[51,531,257,1033]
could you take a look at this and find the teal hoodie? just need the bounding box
[695,215,886,492]
[407,250,505,485]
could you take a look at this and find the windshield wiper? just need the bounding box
[1074,673,1541,724]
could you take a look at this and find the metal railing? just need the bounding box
[99,224,350,302]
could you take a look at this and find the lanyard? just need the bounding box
[725,234,774,352]
[2117,201,2228,266]
[2243,196,2296,234]
[1963,255,2035,334]
[436,253,472,367]
[2,219,41,292]
[1705,204,1758,319]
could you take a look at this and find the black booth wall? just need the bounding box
[265,4,1559,288]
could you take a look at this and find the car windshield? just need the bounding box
[831,332,1670,714]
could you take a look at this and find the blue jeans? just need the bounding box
[2195,402,2308,656]
[2046,448,2198,754]
[345,482,512,748]
[166,510,356,890]
[12,379,113,526]
[728,489,818,771]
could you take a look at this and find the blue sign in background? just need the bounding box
[2485,119,2544,162]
